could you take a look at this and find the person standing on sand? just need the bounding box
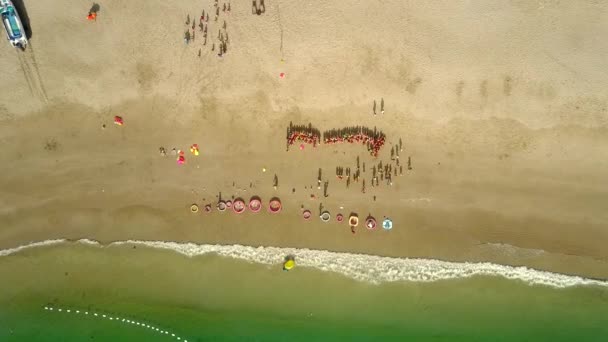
[373,100,377,115]
[381,98,385,114]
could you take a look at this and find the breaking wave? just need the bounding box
[2,239,607,289]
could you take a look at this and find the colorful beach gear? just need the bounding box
[365,216,377,230]
[320,211,331,222]
[190,144,200,156]
[283,259,295,271]
[233,198,246,214]
[249,197,262,212]
[349,214,359,227]
[217,201,227,212]
[382,218,393,230]
[269,198,282,213]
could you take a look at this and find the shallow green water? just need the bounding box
[1,244,607,341]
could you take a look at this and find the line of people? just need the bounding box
[286,123,321,150]
[323,126,386,157]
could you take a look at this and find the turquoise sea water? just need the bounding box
[1,243,607,341]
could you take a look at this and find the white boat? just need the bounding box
[1,0,28,50]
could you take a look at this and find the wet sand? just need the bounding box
[1,0,608,279]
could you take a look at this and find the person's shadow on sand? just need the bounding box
[89,3,100,14]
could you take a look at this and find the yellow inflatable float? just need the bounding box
[283,257,295,271]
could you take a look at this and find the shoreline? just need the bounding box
[2,0,608,296]
[1,98,607,282]
[2,238,607,288]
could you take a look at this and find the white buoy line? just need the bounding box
[43,305,188,341]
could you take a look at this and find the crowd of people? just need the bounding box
[286,123,321,150]
[323,126,386,157]
[183,0,231,58]
[286,124,387,156]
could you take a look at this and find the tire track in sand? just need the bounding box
[16,51,35,96]
[16,44,48,104]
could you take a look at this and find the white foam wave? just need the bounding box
[1,239,607,289]
[0,239,66,257]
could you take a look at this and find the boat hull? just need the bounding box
[1,0,28,49]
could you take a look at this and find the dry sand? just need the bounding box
[1,0,608,279]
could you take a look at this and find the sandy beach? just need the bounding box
[1,0,608,281]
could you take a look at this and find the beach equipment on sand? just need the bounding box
[87,12,97,21]
[190,144,200,156]
[349,214,359,227]
[249,197,262,212]
[302,210,311,220]
[190,204,199,213]
[382,218,393,230]
[204,204,212,212]
[336,213,344,222]
[217,201,227,212]
[365,216,377,230]
[114,116,124,125]
[320,211,331,222]
[279,72,285,79]
[226,200,233,208]
[233,198,246,214]
[177,155,185,165]
[269,198,282,213]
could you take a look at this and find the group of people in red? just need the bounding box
[286,122,321,150]
[287,123,386,156]
[323,126,386,157]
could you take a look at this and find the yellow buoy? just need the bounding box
[283,259,295,271]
